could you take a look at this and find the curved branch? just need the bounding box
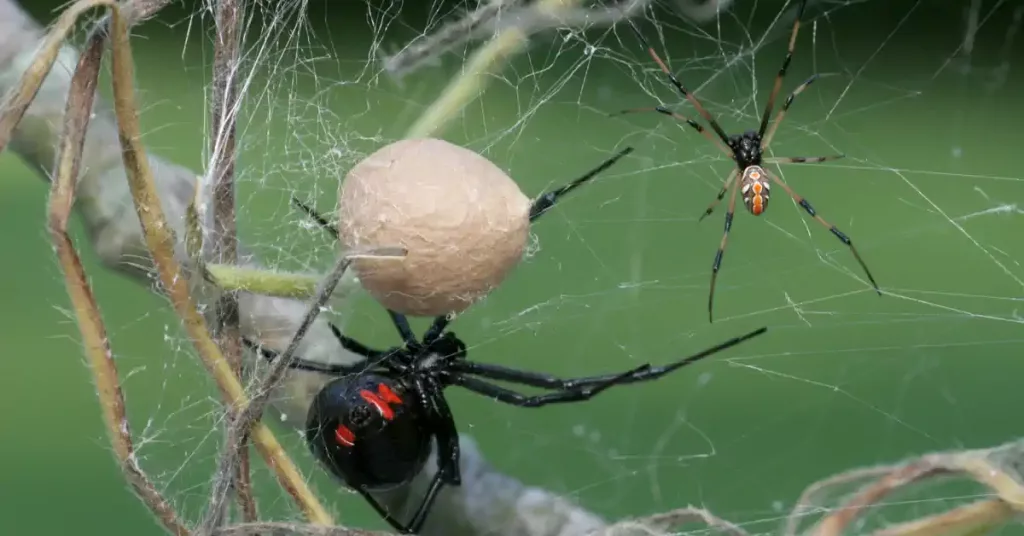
[9,3,1024,536]
[0,1,608,534]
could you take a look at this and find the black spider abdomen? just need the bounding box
[306,373,432,490]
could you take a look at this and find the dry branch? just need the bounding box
[378,0,735,81]
[0,1,612,534]
[786,439,1024,536]
[204,246,406,533]
[215,524,391,536]
[0,0,333,525]
[203,0,254,528]
[5,0,1024,535]
[46,24,191,536]
[402,0,587,138]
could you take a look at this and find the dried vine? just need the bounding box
[1,0,1021,535]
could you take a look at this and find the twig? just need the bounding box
[202,0,255,528]
[871,499,1015,536]
[379,0,519,79]
[19,3,1024,536]
[812,461,946,536]
[45,19,189,536]
[0,0,333,524]
[630,506,748,536]
[215,523,390,536]
[204,246,406,529]
[1,1,617,533]
[795,440,1024,536]
[110,4,335,523]
[379,0,733,81]
[785,463,904,535]
[670,0,733,23]
[403,0,585,138]
[245,246,407,419]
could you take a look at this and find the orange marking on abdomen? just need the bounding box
[752,182,763,194]
[751,195,764,215]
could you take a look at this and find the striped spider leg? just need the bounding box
[613,0,881,321]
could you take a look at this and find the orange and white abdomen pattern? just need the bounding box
[740,165,770,216]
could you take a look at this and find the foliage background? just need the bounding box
[1,0,1021,533]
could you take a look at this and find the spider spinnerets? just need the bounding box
[613,0,882,322]
[246,148,769,534]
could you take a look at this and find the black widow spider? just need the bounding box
[613,0,881,322]
[244,148,769,534]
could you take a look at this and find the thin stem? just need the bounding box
[403,0,583,138]
[635,506,747,536]
[785,463,900,535]
[871,499,1014,536]
[811,462,944,536]
[45,16,189,535]
[250,248,406,410]
[205,247,405,527]
[0,1,623,533]
[109,6,333,523]
[203,0,255,528]
[203,265,325,298]
[215,523,389,536]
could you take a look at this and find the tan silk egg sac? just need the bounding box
[338,138,531,317]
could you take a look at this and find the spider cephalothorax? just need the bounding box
[729,130,763,169]
[244,149,769,534]
[615,0,882,322]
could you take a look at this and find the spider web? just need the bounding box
[3,0,1023,533]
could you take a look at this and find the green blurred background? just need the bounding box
[3,0,1022,533]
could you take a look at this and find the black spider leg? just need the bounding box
[352,486,420,535]
[242,321,407,376]
[326,323,386,360]
[290,197,339,239]
[448,363,653,407]
[356,376,460,534]
[450,326,766,395]
[528,146,634,222]
[622,16,731,145]
[386,310,452,347]
[757,0,809,138]
[241,336,374,376]
[387,309,419,346]
[412,377,463,531]
[421,314,452,344]
[290,197,459,358]
[338,377,434,536]
[288,197,395,358]
[422,377,462,484]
